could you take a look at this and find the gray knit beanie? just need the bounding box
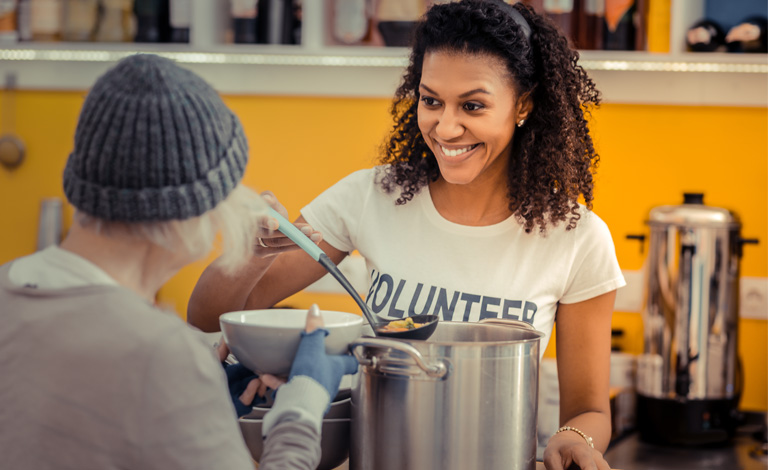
[63,54,248,222]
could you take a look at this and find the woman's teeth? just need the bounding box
[441,144,478,157]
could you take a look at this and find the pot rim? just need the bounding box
[362,320,545,347]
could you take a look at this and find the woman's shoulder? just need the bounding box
[341,166,387,184]
[577,206,611,233]
[544,204,613,240]
[565,206,618,250]
[326,165,396,198]
[324,166,374,190]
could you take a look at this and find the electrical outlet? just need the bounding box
[740,277,768,320]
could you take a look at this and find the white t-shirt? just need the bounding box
[302,167,626,354]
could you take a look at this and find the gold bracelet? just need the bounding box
[555,426,594,448]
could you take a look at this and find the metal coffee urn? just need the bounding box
[630,193,758,445]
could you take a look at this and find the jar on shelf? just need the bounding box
[230,0,259,44]
[94,0,134,42]
[575,0,605,50]
[61,0,99,42]
[332,0,370,45]
[259,0,300,44]
[168,0,191,43]
[16,0,32,42]
[134,0,170,43]
[376,0,425,47]
[603,0,642,51]
[0,0,18,43]
[29,0,63,42]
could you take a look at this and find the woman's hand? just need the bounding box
[253,191,323,256]
[216,339,286,417]
[289,304,360,406]
[545,291,616,469]
[543,431,611,470]
[187,191,333,332]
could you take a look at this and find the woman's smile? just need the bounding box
[438,143,482,160]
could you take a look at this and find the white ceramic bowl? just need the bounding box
[220,308,363,376]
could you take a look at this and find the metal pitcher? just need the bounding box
[631,192,758,445]
[349,319,543,470]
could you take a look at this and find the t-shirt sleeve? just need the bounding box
[133,327,255,470]
[300,168,374,253]
[560,211,626,304]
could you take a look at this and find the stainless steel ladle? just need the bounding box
[268,208,438,341]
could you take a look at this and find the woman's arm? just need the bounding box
[543,290,615,470]
[242,238,347,310]
[187,215,348,332]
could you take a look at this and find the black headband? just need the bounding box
[493,0,532,41]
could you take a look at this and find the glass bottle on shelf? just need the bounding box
[0,0,18,43]
[376,0,426,47]
[61,0,99,41]
[134,0,169,42]
[291,0,301,44]
[576,0,605,50]
[230,0,258,44]
[94,0,133,42]
[259,0,300,44]
[542,0,577,44]
[29,0,63,42]
[332,0,368,45]
[603,0,637,50]
[168,0,190,43]
[16,0,33,42]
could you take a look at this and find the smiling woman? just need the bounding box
[189,1,623,469]
[377,0,601,233]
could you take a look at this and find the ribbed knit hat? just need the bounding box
[63,54,248,222]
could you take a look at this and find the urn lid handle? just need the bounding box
[683,192,704,205]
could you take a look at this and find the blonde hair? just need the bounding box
[73,184,268,274]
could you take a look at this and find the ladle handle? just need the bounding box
[317,255,379,330]
[268,207,381,331]
[267,208,323,261]
[349,338,449,379]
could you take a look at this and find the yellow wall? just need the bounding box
[1,90,766,411]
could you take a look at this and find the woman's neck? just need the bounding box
[429,175,512,226]
[60,224,186,304]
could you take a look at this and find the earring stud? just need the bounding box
[517,119,525,127]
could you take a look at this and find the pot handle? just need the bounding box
[478,318,535,330]
[349,338,449,379]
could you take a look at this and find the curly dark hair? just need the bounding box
[377,0,601,233]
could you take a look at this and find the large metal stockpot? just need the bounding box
[634,193,758,445]
[349,319,544,470]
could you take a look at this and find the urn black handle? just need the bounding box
[626,234,647,254]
